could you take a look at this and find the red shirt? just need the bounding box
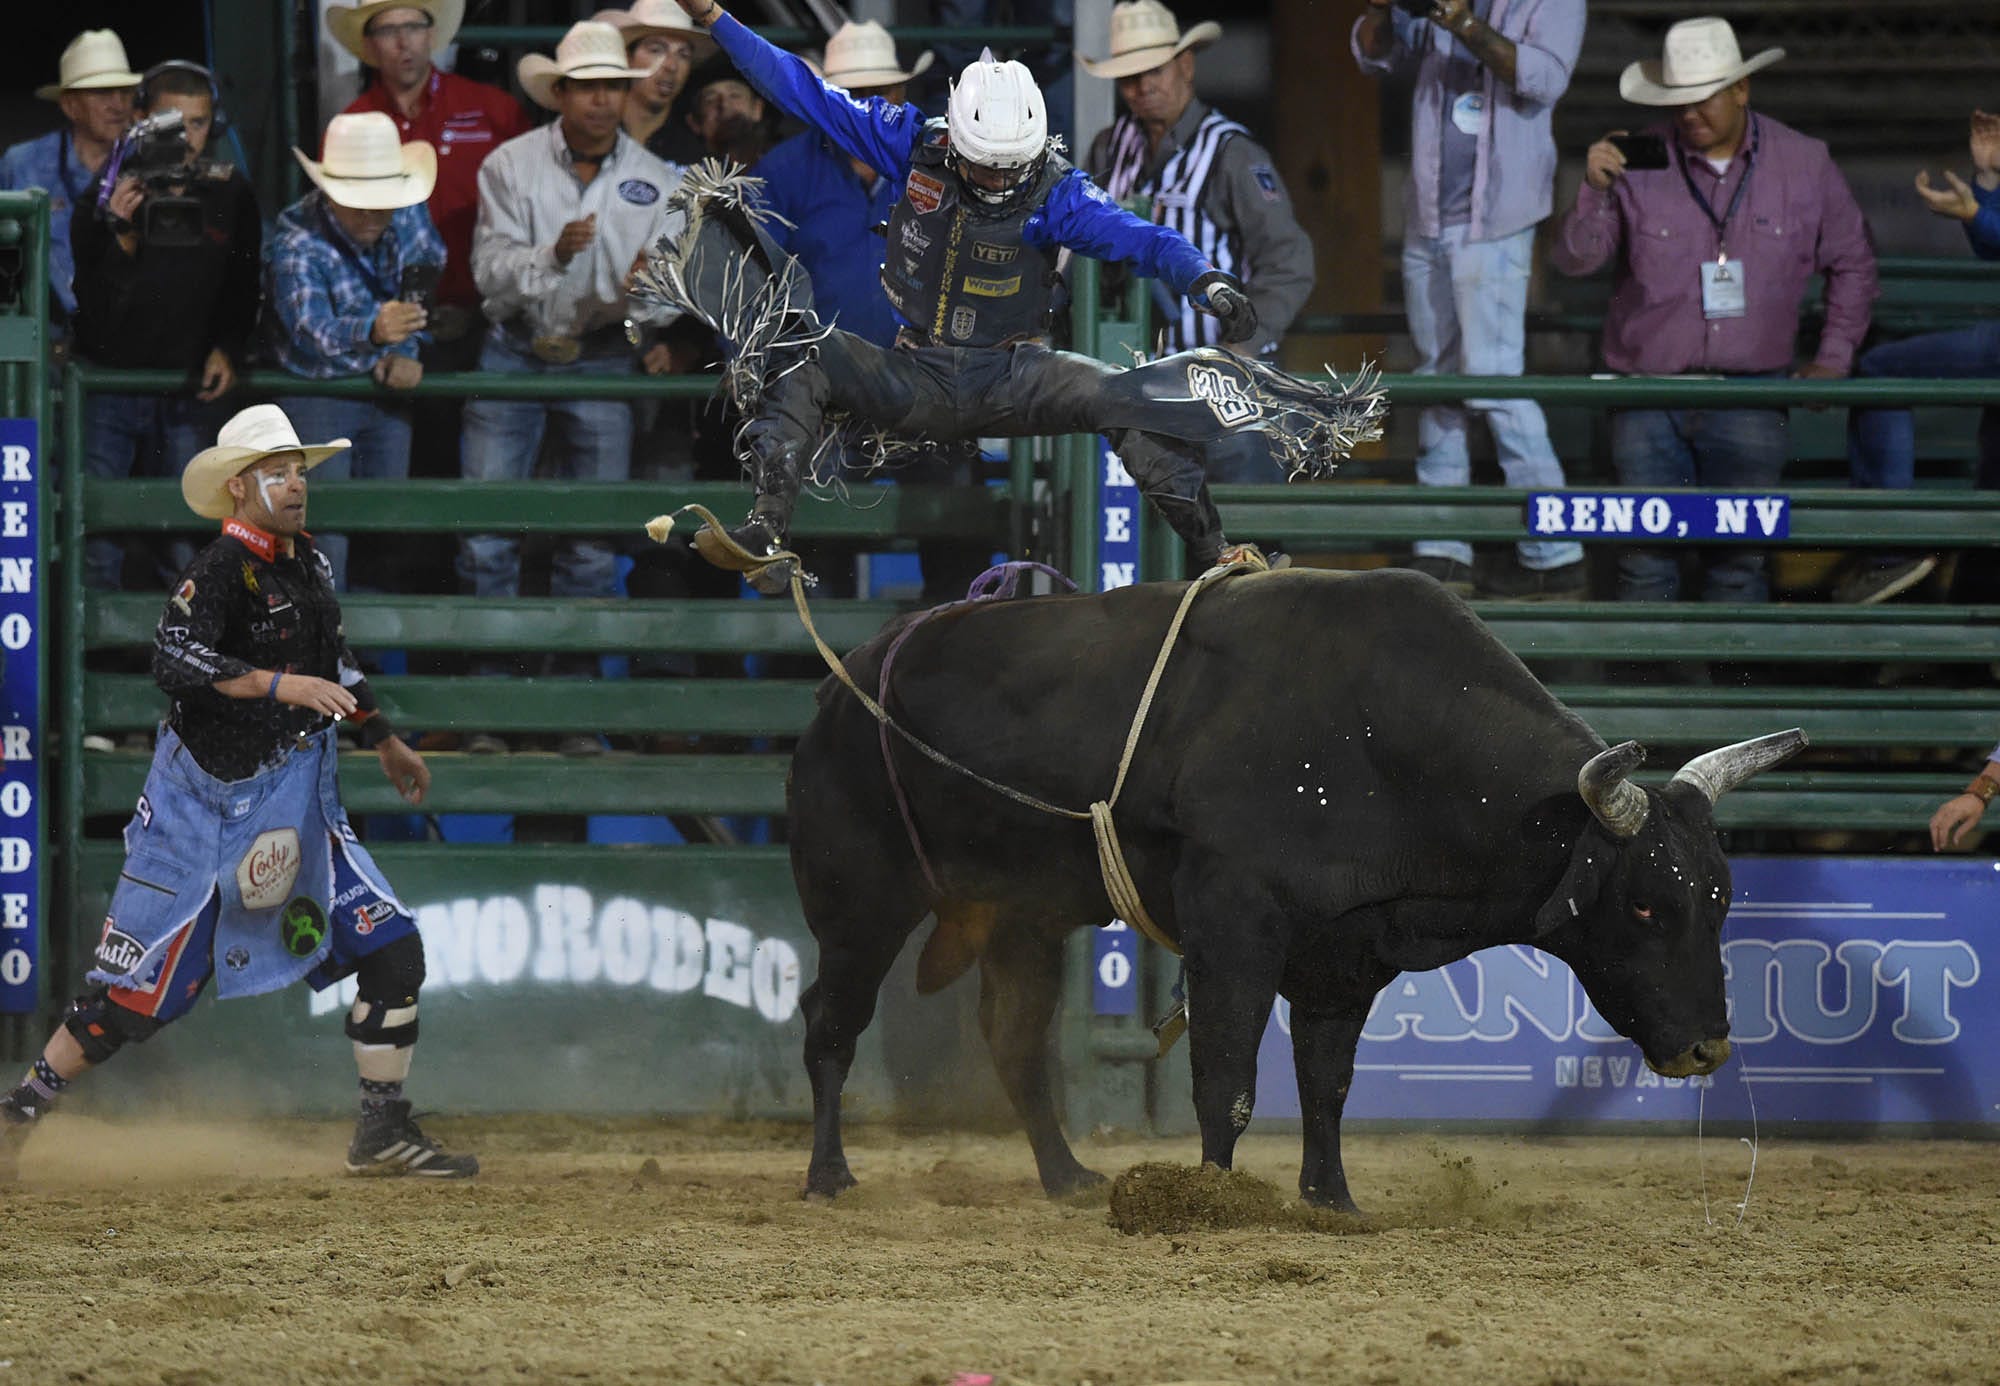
[345,68,531,309]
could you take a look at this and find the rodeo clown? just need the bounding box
[641,0,1384,593]
[0,406,477,1181]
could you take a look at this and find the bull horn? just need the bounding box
[1579,740,1650,839]
[1670,728,1810,804]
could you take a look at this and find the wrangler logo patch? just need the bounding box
[905,170,946,214]
[970,241,1018,265]
[1188,363,1263,427]
[962,274,1022,298]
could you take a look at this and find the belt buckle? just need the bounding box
[532,333,582,365]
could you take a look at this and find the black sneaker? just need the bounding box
[346,1100,479,1179]
[1396,554,1475,596]
[1479,556,1589,602]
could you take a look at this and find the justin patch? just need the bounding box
[905,170,946,214]
[94,922,145,975]
[970,241,1018,266]
[962,274,1022,298]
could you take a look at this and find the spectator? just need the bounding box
[331,0,530,363]
[1081,2,1312,365]
[756,21,985,601]
[1837,109,2000,605]
[266,112,445,592]
[1354,0,1587,600]
[1553,17,1877,605]
[462,21,684,752]
[1930,743,2000,852]
[71,60,260,592]
[0,30,139,328]
[598,0,714,166]
[684,51,776,165]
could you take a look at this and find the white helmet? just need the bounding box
[947,49,1048,176]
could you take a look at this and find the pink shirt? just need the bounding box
[1552,113,1877,376]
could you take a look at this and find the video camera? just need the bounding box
[95,109,229,249]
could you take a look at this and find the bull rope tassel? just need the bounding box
[645,503,1257,963]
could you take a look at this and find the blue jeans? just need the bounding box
[1611,407,1788,603]
[456,334,635,601]
[1848,320,2000,489]
[276,393,413,592]
[84,393,224,590]
[1403,223,1581,571]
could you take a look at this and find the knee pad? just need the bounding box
[353,932,425,1007]
[62,989,164,1064]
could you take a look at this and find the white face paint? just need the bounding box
[254,469,293,510]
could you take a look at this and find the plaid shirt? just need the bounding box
[264,189,445,380]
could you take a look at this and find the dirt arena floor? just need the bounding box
[2,1116,1995,1386]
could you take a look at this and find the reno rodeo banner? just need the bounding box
[1253,858,1996,1127]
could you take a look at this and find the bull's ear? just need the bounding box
[1532,831,1615,937]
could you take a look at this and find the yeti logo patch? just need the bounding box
[951,305,977,340]
[970,241,1018,265]
[905,170,946,214]
[1188,363,1262,427]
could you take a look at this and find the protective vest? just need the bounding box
[880,119,1068,347]
[1099,108,1247,351]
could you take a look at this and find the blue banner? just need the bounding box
[1525,491,1790,541]
[1093,920,1139,1016]
[1253,858,1996,1125]
[0,418,40,1012]
[1098,440,1141,593]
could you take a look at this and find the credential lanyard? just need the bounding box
[1679,116,1759,263]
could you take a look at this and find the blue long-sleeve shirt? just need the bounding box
[757,130,904,348]
[1969,179,2000,261]
[707,12,1213,299]
[0,128,99,318]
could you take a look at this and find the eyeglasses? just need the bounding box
[365,18,435,44]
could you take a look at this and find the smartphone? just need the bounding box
[1393,0,1435,14]
[398,263,440,313]
[1609,133,1670,171]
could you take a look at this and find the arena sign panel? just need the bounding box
[1252,858,1995,1127]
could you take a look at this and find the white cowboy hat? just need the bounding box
[293,111,437,210]
[182,405,350,521]
[1078,0,1220,81]
[519,20,661,112]
[36,29,141,101]
[591,0,716,63]
[324,0,466,64]
[1620,17,1784,107]
[810,21,932,90]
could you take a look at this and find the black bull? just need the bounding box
[787,569,1804,1208]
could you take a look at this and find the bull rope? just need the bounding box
[647,503,1259,955]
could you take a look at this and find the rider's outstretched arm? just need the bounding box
[694,7,920,182]
[1033,170,1213,298]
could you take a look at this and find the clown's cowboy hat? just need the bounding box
[591,0,716,63]
[1078,0,1220,81]
[182,405,350,521]
[324,0,466,63]
[1619,17,1784,107]
[293,111,437,210]
[519,21,660,112]
[36,29,142,102]
[810,21,932,89]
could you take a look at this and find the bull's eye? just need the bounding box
[1631,903,1654,920]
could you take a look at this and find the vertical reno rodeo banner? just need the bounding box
[1093,439,1142,1016]
[1255,858,1997,1126]
[0,418,41,1012]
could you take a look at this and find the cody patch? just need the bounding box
[1188,362,1263,427]
[236,827,302,911]
[617,178,660,205]
[905,169,946,215]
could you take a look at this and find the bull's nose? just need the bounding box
[1691,1037,1732,1072]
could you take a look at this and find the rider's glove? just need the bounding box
[1189,270,1258,345]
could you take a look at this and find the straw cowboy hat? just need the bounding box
[1620,17,1785,107]
[324,0,466,63]
[592,0,716,63]
[293,111,438,210]
[36,29,142,101]
[1078,0,1220,81]
[810,21,932,90]
[519,21,661,112]
[183,405,350,521]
